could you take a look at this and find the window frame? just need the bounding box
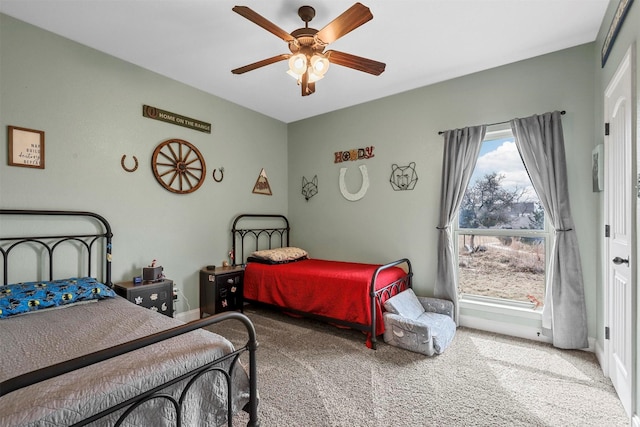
[454,126,552,309]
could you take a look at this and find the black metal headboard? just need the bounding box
[231,214,290,266]
[0,209,113,287]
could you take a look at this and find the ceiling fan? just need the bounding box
[231,3,386,96]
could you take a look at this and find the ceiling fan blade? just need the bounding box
[325,50,385,76]
[232,53,291,74]
[232,6,295,42]
[315,3,373,45]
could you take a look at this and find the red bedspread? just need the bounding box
[244,259,407,339]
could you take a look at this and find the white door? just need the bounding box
[604,47,633,417]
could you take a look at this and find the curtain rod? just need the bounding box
[437,110,566,135]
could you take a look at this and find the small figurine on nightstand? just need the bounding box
[143,259,164,283]
[222,250,234,268]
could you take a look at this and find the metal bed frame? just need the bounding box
[231,213,412,349]
[0,209,259,427]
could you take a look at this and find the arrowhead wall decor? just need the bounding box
[252,168,272,195]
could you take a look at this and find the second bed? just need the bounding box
[231,214,412,349]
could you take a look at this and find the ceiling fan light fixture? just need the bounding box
[310,54,329,76]
[288,53,307,76]
[307,71,324,83]
[287,69,324,84]
[286,69,301,82]
[232,4,384,96]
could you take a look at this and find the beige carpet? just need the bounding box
[207,306,628,427]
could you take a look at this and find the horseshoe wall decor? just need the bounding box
[339,164,369,201]
[121,155,139,172]
[212,167,224,182]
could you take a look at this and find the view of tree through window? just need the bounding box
[456,130,547,307]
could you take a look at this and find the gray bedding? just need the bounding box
[0,296,251,426]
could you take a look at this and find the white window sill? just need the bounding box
[459,295,548,343]
[459,294,543,320]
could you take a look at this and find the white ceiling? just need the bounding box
[0,0,609,123]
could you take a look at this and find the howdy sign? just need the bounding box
[334,146,375,163]
[143,105,211,134]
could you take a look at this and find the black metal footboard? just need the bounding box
[0,311,260,427]
[0,209,260,426]
[370,258,413,349]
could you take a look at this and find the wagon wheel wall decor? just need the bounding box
[152,139,206,194]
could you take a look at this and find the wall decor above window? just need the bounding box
[8,126,44,169]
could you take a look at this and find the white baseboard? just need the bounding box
[175,308,200,323]
[594,338,608,375]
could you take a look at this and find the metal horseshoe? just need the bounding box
[121,155,138,172]
[339,165,369,201]
[212,168,224,182]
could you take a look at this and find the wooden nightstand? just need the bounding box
[114,279,174,318]
[199,266,244,318]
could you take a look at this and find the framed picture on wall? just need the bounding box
[601,0,635,67]
[8,126,45,169]
[592,144,604,192]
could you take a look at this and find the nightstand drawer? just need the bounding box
[114,279,173,317]
[200,266,244,317]
[215,273,242,312]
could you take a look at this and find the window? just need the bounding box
[455,127,548,308]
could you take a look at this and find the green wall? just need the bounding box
[3,1,639,418]
[0,11,598,336]
[288,43,598,337]
[0,13,607,344]
[0,14,288,315]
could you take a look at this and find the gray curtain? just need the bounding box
[435,125,486,322]
[511,111,588,349]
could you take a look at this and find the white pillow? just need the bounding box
[383,289,425,320]
[251,247,308,262]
